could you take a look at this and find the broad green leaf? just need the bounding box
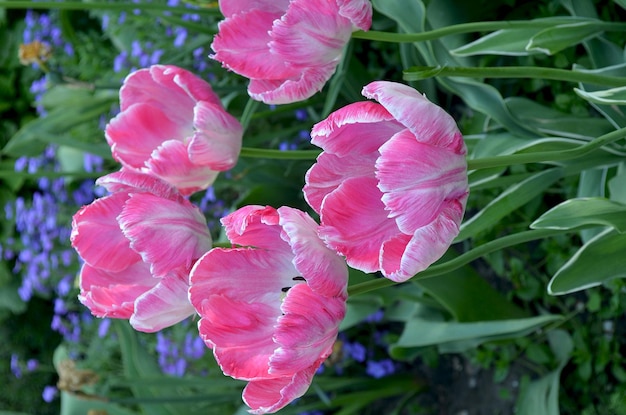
[573,63,626,128]
[608,166,626,203]
[548,228,626,295]
[452,28,544,56]
[530,198,626,232]
[526,21,603,55]
[451,17,591,56]
[576,169,608,243]
[505,97,614,139]
[390,314,562,359]
[414,252,527,322]
[616,0,626,10]
[60,391,138,415]
[548,228,626,294]
[574,85,626,105]
[457,168,563,241]
[515,330,572,415]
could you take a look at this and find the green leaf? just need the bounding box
[515,330,572,415]
[526,21,603,55]
[414,252,527,322]
[60,391,138,415]
[389,315,562,359]
[548,228,626,294]
[574,85,626,105]
[457,168,563,241]
[530,198,626,232]
[608,166,626,203]
[573,63,626,128]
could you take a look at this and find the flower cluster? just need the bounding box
[70,1,469,413]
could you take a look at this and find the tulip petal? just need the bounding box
[384,201,466,282]
[211,10,296,80]
[71,193,139,272]
[188,100,243,171]
[319,177,398,273]
[96,170,183,202]
[270,284,344,376]
[376,129,469,233]
[310,101,402,157]
[221,205,286,250]
[278,207,348,297]
[303,150,375,214]
[190,246,297,379]
[106,103,190,168]
[145,140,220,195]
[118,192,212,278]
[130,274,196,332]
[218,0,290,18]
[247,63,337,105]
[78,262,155,319]
[338,0,373,30]
[362,81,466,153]
[270,0,352,67]
[243,366,318,415]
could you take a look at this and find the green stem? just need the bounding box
[352,19,626,43]
[0,1,221,14]
[467,126,626,170]
[403,65,626,87]
[347,228,572,296]
[239,147,320,160]
[239,98,261,133]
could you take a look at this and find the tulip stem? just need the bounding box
[240,147,321,160]
[351,20,626,43]
[467,126,626,170]
[403,65,626,88]
[347,228,575,296]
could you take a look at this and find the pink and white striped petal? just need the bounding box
[106,103,190,168]
[145,140,220,195]
[130,274,197,332]
[338,0,373,30]
[220,205,286,251]
[218,0,290,18]
[70,193,139,272]
[362,81,467,153]
[376,129,469,234]
[96,170,183,202]
[118,192,212,278]
[318,177,398,274]
[243,366,319,415]
[188,100,243,170]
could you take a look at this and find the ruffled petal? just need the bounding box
[310,101,402,157]
[270,284,344,376]
[243,365,319,415]
[338,0,373,31]
[145,140,220,195]
[120,66,196,120]
[78,262,156,319]
[362,81,466,153]
[218,0,290,18]
[188,100,243,171]
[156,64,222,106]
[211,10,296,80]
[118,192,212,278]
[189,247,296,379]
[220,205,286,250]
[303,150,375,214]
[376,129,469,233]
[269,0,351,67]
[96,170,183,202]
[105,103,190,169]
[130,274,196,332]
[247,63,336,105]
[70,193,139,272]
[384,201,466,282]
[277,207,348,298]
[318,177,398,273]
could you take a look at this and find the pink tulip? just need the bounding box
[303,81,469,282]
[189,205,348,414]
[71,171,212,332]
[211,0,372,104]
[105,65,243,195]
